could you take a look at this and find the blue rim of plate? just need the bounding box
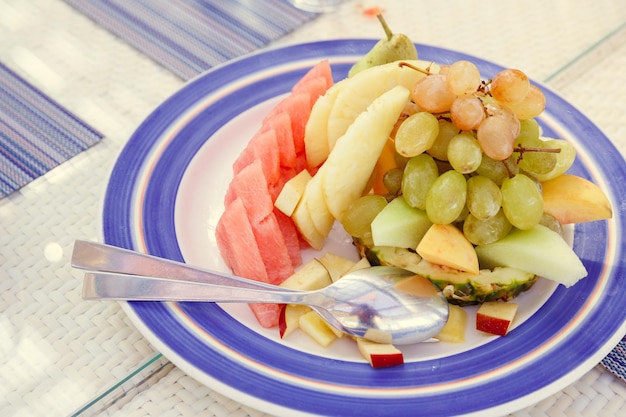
[103,40,626,416]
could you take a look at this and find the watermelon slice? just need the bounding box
[251,213,294,284]
[293,77,329,107]
[274,208,303,267]
[249,303,284,328]
[292,59,333,91]
[261,112,297,169]
[224,159,274,222]
[268,92,311,154]
[233,129,280,186]
[215,197,268,283]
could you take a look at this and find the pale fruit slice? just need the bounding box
[371,196,432,249]
[291,199,325,250]
[299,310,338,347]
[304,79,346,169]
[327,60,435,150]
[475,224,587,287]
[274,169,312,216]
[435,304,467,343]
[302,167,335,237]
[356,338,404,368]
[279,304,311,338]
[476,301,518,336]
[416,224,480,275]
[279,258,332,291]
[541,174,612,224]
[318,252,356,282]
[321,85,411,220]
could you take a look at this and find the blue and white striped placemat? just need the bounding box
[0,63,103,199]
[64,0,317,80]
[602,336,626,382]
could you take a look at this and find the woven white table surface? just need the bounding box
[0,1,624,416]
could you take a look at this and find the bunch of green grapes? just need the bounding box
[345,61,576,247]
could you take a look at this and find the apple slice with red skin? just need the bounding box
[356,338,404,368]
[476,301,518,336]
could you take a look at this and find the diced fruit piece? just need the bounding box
[299,311,338,347]
[274,169,312,216]
[280,259,332,291]
[327,60,433,150]
[435,304,467,343]
[358,243,537,306]
[541,174,612,224]
[347,257,371,274]
[476,301,518,336]
[279,304,311,338]
[291,196,325,250]
[304,80,345,169]
[416,224,479,275]
[356,338,404,368]
[318,253,356,282]
[322,85,411,220]
[475,224,587,287]
[371,196,432,249]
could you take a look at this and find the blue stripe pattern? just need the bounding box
[64,0,317,80]
[0,63,103,198]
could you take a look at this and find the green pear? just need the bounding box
[348,14,418,77]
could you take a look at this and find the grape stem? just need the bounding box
[513,146,561,163]
[398,61,435,75]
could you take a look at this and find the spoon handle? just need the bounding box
[82,272,313,304]
[72,240,282,290]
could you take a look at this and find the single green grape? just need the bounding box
[447,132,482,174]
[395,111,440,158]
[426,119,459,161]
[340,195,388,238]
[401,154,439,210]
[514,135,557,176]
[466,175,502,219]
[425,170,467,224]
[476,154,517,186]
[383,168,404,195]
[463,209,512,245]
[501,174,543,230]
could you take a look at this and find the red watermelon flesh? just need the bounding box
[293,77,328,107]
[261,112,296,169]
[292,59,334,91]
[224,159,273,223]
[252,213,294,284]
[249,303,284,328]
[267,92,311,154]
[232,129,280,186]
[215,197,269,283]
[274,208,302,267]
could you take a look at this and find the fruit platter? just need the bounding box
[102,31,626,416]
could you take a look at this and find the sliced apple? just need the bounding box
[476,301,518,336]
[346,257,371,275]
[304,79,345,169]
[416,224,479,275]
[356,338,404,368]
[326,60,434,150]
[541,174,612,224]
[299,310,338,347]
[435,304,467,343]
[475,224,587,287]
[318,252,356,282]
[321,85,411,220]
[274,169,312,216]
[280,258,332,291]
[302,167,335,237]
[279,304,311,338]
[291,198,325,250]
[371,196,432,249]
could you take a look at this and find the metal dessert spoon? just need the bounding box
[72,240,449,345]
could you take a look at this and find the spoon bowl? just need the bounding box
[74,241,449,345]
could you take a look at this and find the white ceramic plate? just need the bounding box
[103,40,626,416]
